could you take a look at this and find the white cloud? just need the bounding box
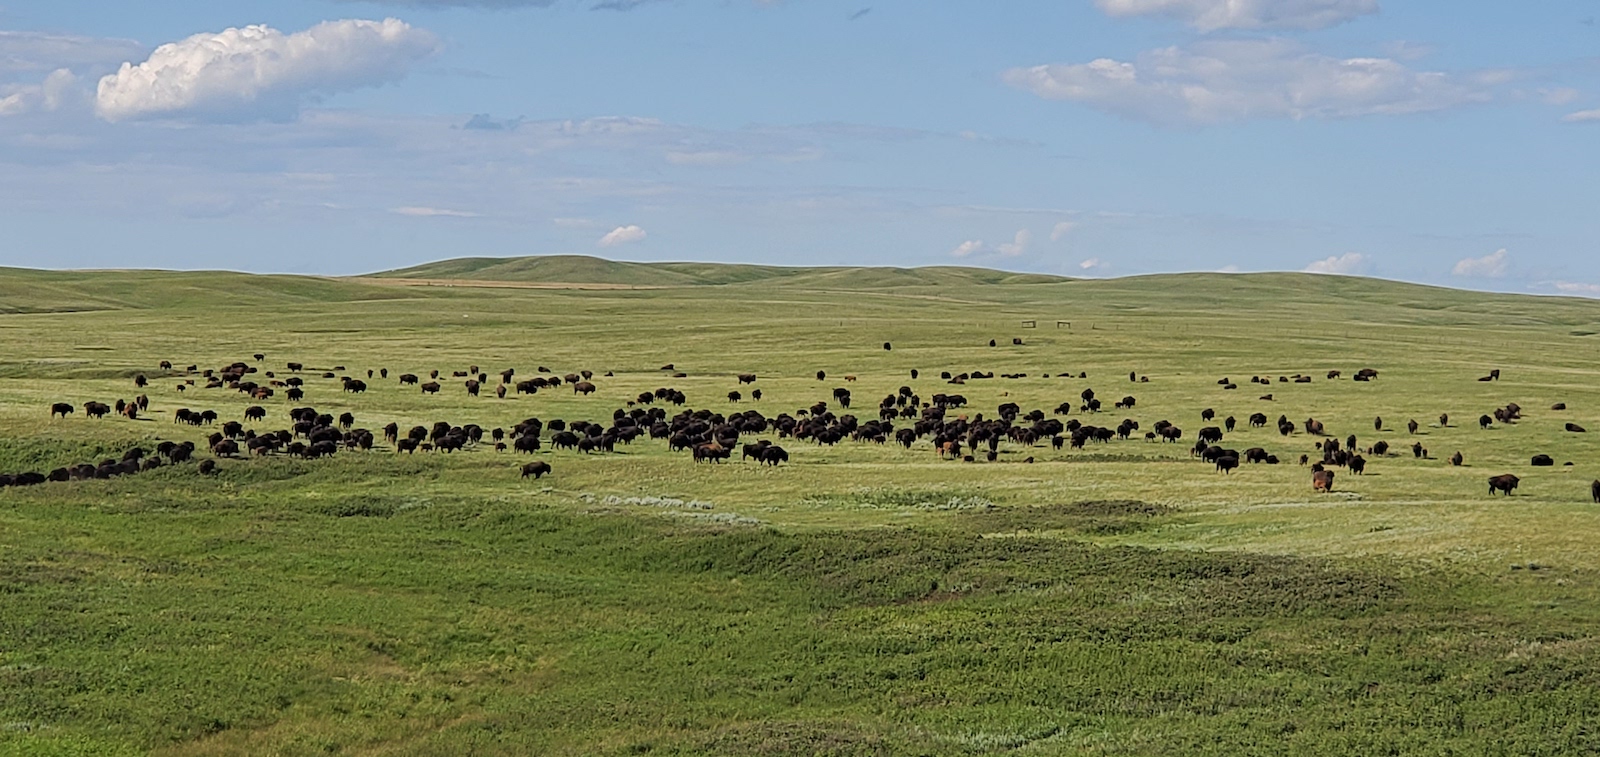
[664,149,750,166]
[1079,257,1106,270]
[950,230,1031,258]
[949,240,984,258]
[391,206,482,218]
[1095,0,1377,31]
[1004,39,1488,126]
[1547,281,1600,297]
[0,68,82,116]
[1538,88,1581,106]
[1049,221,1077,241]
[1304,252,1369,274]
[0,31,143,78]
[996,229,1031,257]
[598,224,646,246]
[1562,109,1600,123]
[95,19,438,122]
[1451,248,1508,278]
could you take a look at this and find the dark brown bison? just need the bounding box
[1479,414,1493,429]
[1312,469,1334,492]
[573,381,596,395]
[465,379,480,396]
[286,362,303,372]
[50,402,73,418]
[1450,451,1463,466]
[1592,480,1600,504]
[1553,403,1567,411]
[727,391,741,402]
[1407,419,1419,434]
[1532,454,1555,466]
[84,401,110,419]
[1215,456,1239,474]
[399,374,419,386]
[737,374,757,384]
[1566,423,1587,433]
[197,459,216,475]
[521,461,552,479]
[420,382,441,395]
[1488,474,1519,496]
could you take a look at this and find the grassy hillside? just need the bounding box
[367,254,1068,288]
[5,261,1600,755]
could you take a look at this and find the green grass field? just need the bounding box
[5,257,1600,755]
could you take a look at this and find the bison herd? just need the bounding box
[4,355,1596,505]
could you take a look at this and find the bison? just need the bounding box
[420,382,441,395]
[50,402,73,418]
[1488,474,1519,496]
[1566,423,1587,433]
[521,461,552,479]
[1312,469,1334,493]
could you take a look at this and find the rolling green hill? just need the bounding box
[366,253,1069,288]
[8,258,1600,754]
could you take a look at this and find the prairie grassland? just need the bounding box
[3,261,1600,755]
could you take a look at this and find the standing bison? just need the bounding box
[573,381,596,395]
[420,382,441,395]
[1488,474,1520,496]
[521,461,552,479]
[50,402,74,418]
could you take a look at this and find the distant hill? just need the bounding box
[366,254,1070,289]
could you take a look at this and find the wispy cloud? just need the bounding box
[1005,39,1490,126]
[391,205,482,218]
[1094,0,1378,31]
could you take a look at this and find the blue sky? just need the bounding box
[0,1,1596,293]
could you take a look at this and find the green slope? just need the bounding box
[366,254,1069,288]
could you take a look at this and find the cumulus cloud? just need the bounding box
[950,230,1031,258]
[1004,39,1488,126]
[1079,257,1106,271]
[949,240,984,258]
[996,229,1031,257]
[598,224,646,246]
[0,68,80,116]
[1562,109,1600,123]
[1094,0,1377,31]
[95,19,438,122]
[1304,252,1369,274]
[1452,248,1509,278]
[1050,221,1077,242]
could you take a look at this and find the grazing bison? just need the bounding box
[420,382,441,395]
[1532,454,1555,467]
[1488,474,1520,496]
[286,362,303,372]
[573,381,597,395]
[197,459,216,475]
[727,391,741,402]
[50,402,73,418]
[1566,423,1587,433]
[737,374,757,384]
[399,374,419,386]
[343,379,367,394]
[1312,469,1334,493]
[1215,456,1239,474]
[520,461,552,479]
[84,401,111,419]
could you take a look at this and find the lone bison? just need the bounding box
[1488,474,1520,496]
[521,461,552,479]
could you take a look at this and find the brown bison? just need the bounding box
[50,402,73,418]
[573,381,596,395]
[737,374,757,384]
[1312,469,1334,492]
[1488,474,1519,496]
[1450,451,1463,467]
[1566,423,1587,433]
[420,382,441,395]
[1592,480,1600,504]
[521,461,552,479]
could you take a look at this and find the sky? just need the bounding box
[0,1,1596,293]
